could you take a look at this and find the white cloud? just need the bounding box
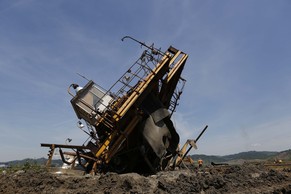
[251,143,261,148]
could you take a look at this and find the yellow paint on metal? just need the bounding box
[116,54,170,118]
[95,133,114,158]
[105,115,141,163]
[169,50,181,64]
[167,54,188,82]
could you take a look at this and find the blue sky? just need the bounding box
[0,1,290,162]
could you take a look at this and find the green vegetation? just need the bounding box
[1,159,46,174]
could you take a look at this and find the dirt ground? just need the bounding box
[1,162,290,194]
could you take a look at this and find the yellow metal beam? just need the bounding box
[105,115,141,163]
[159,52,188,107]
[95,132,115,158]
[169,50,181,65]
[167,54,188,82]
[114,54,171,121]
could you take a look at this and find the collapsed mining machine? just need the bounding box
[41,36,207,174]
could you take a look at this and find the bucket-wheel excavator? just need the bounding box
[41,37,206,174]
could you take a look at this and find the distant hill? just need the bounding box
[0,158,62,167]
[272,149,291,161]
[190,154,228,164]
[223,151,278,161]
[1,150,290,167]
[190,150,291,164]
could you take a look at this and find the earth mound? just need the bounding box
[1,162,290,194]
